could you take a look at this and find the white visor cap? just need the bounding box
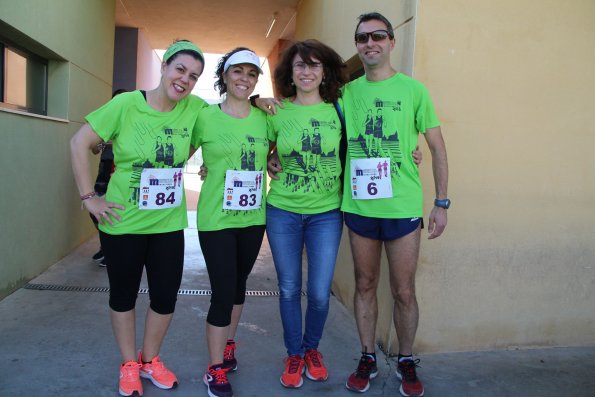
[223,50,263,74]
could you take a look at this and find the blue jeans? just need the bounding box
[266,204,343,356]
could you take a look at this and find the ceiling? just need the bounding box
[115,0,299,56]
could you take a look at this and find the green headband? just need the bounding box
[163,41,204,63]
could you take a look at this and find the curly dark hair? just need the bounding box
[213,47,256,95]
[274,39,347,104]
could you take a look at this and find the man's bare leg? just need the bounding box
[349,229,383,353]
[385,226,421,356]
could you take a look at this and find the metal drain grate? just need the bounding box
[23,283,306,297]
[24,284,110,293]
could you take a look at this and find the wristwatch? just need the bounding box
[434,198,451,209]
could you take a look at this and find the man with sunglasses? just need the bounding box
[343,12,449,397]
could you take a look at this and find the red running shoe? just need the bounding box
[304,349,328,381]
[280,355,305,388]
[396,359,424,396]
[345,355,378,393]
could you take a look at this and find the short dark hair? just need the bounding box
[355,12,395,39]
[214,47,254,95]
[274,39,347,104]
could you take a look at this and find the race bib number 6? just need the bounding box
[223,170,263,210]
[139,168,184,209]
[350,158,393,200]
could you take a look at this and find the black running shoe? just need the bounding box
[223,340,237,372]
[204,364,233,397]
[92,249,104,261]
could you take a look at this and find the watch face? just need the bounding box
[435,199,450,209]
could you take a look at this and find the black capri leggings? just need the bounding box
[99,230,184,314]
[199,225,266,327]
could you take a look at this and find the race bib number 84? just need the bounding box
[223,170,263,210]
[139,168,184,210]
[350,158,393,200]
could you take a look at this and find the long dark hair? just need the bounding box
[274,39,347,104]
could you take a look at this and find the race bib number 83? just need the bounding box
[223,170,263,210]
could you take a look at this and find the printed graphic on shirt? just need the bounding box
[276,117,340,194]
[239,142,259,171]
[348,97,404,179]
[192,105,268,231]
[128,126,189,206]
[218,133,268,218]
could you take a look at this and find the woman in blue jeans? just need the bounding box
[266,40,348,388]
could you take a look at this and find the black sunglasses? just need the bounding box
[354,29,393,44]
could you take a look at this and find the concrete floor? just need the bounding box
[1,211,594,397]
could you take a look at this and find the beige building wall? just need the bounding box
[295,0,416,76]
[295,0,595,353]
[136,29,162,91]
[0,0,116,298]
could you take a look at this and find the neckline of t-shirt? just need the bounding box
[217,103,253,120]
[285,98,328,108]
[137,90,183,115]
[362,72,402,84]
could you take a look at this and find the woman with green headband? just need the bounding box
[70,39,207,397]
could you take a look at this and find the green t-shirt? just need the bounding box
[86,91,207,234]
[341,73,440,218]
[192,105,269,231]
[267,99,343,214]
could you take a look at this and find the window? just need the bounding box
[1,40,48,115]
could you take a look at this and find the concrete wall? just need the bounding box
[136,29,162,91]
[113,27,139,92]
[0,0,116,299]
[295,0,595,353]
[113,27,161,92]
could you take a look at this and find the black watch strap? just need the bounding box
[249,94,260,107]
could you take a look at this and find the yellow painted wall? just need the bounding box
[296,0,595,353]
[0,0,116,298]
[413,0,595,352]
[295,0,416,75]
